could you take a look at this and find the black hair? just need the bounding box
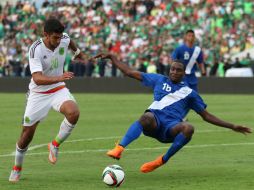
[171,59,186,70]
[44,18,65,34]
[185,29,195,34]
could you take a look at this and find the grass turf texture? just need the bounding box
[0,93,253,190]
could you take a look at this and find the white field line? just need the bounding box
[28,136,123,151]
[0,129,232,157]
[22,129,228,152]
[0,141,253,158]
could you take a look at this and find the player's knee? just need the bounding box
[65,109,80,124]
[139,113,151,128]
[182,124,194,138]
[139,112,156,133]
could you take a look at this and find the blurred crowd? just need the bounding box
[0,0,253,77]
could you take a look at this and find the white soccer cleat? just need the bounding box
[48,142,59,164]
[9,167,21,182]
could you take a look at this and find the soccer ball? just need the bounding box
[102,164,125,187]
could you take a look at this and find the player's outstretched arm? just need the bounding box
[199,110,252,135]
[69,39,93,63]
[32,71,74,85]
[94,53,142,81]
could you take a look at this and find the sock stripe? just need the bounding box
[13,165,22,171]
[16,144,28,153]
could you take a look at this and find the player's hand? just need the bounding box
[201,71,206,76]
[232,125,252,135]
[88,56,96,64]
[61,72,74,81]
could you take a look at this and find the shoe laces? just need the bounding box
[11,170,21,177]
[51,144,59,154]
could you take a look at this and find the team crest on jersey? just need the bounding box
[59,47,64,55]
[184,51,190,60]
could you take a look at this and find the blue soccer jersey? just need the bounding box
[171,44,203,89]
[141,73,207,142]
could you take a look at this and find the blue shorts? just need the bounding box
[143,110,180,143]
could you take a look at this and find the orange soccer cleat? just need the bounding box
[140,155,165,173]
[106,144,125,160]
[48,142,59,164]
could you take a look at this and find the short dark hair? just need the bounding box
[172,59,186,70]
[185,29,195,34]
[44,18,65,34]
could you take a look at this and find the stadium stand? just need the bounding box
[0,0,253,77]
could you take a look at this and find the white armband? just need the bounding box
[72,48,81,60]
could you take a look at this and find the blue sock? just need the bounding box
[162,133,191,163]
[119,121,143,147]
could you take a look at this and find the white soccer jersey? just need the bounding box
[28,33,70,92]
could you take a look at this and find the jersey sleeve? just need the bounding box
[29,45,42,74]
[62,32,71,47]
[141,73,163,88]
[189,91,207,113]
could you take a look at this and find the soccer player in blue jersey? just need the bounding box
[171,30,206,91]
[94,53,251,173]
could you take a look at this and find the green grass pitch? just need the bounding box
[0,93,253,190]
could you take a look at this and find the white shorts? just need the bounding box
[23,87,76,126]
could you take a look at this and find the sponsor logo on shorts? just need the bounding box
[25,116,30,123]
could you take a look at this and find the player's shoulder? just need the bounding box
[61,32,70,45]
[194,45,201,49]
[29,39,42,58]
[178,85,194,98]
[62,32,70,40]
[178,81,193,91]
[30,39,42,50]
[177,43,185,48]
[174,43,185,51]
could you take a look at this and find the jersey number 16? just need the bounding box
[162,83,171,92]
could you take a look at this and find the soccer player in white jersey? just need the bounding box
[94,53,251,173]
[9,18,89,182]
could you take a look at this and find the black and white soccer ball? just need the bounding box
[102,164,125,187]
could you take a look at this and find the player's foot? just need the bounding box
[140,155,164,173]
[106,144,124,160]
[48,142,59,164]
[9,166,22,182]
